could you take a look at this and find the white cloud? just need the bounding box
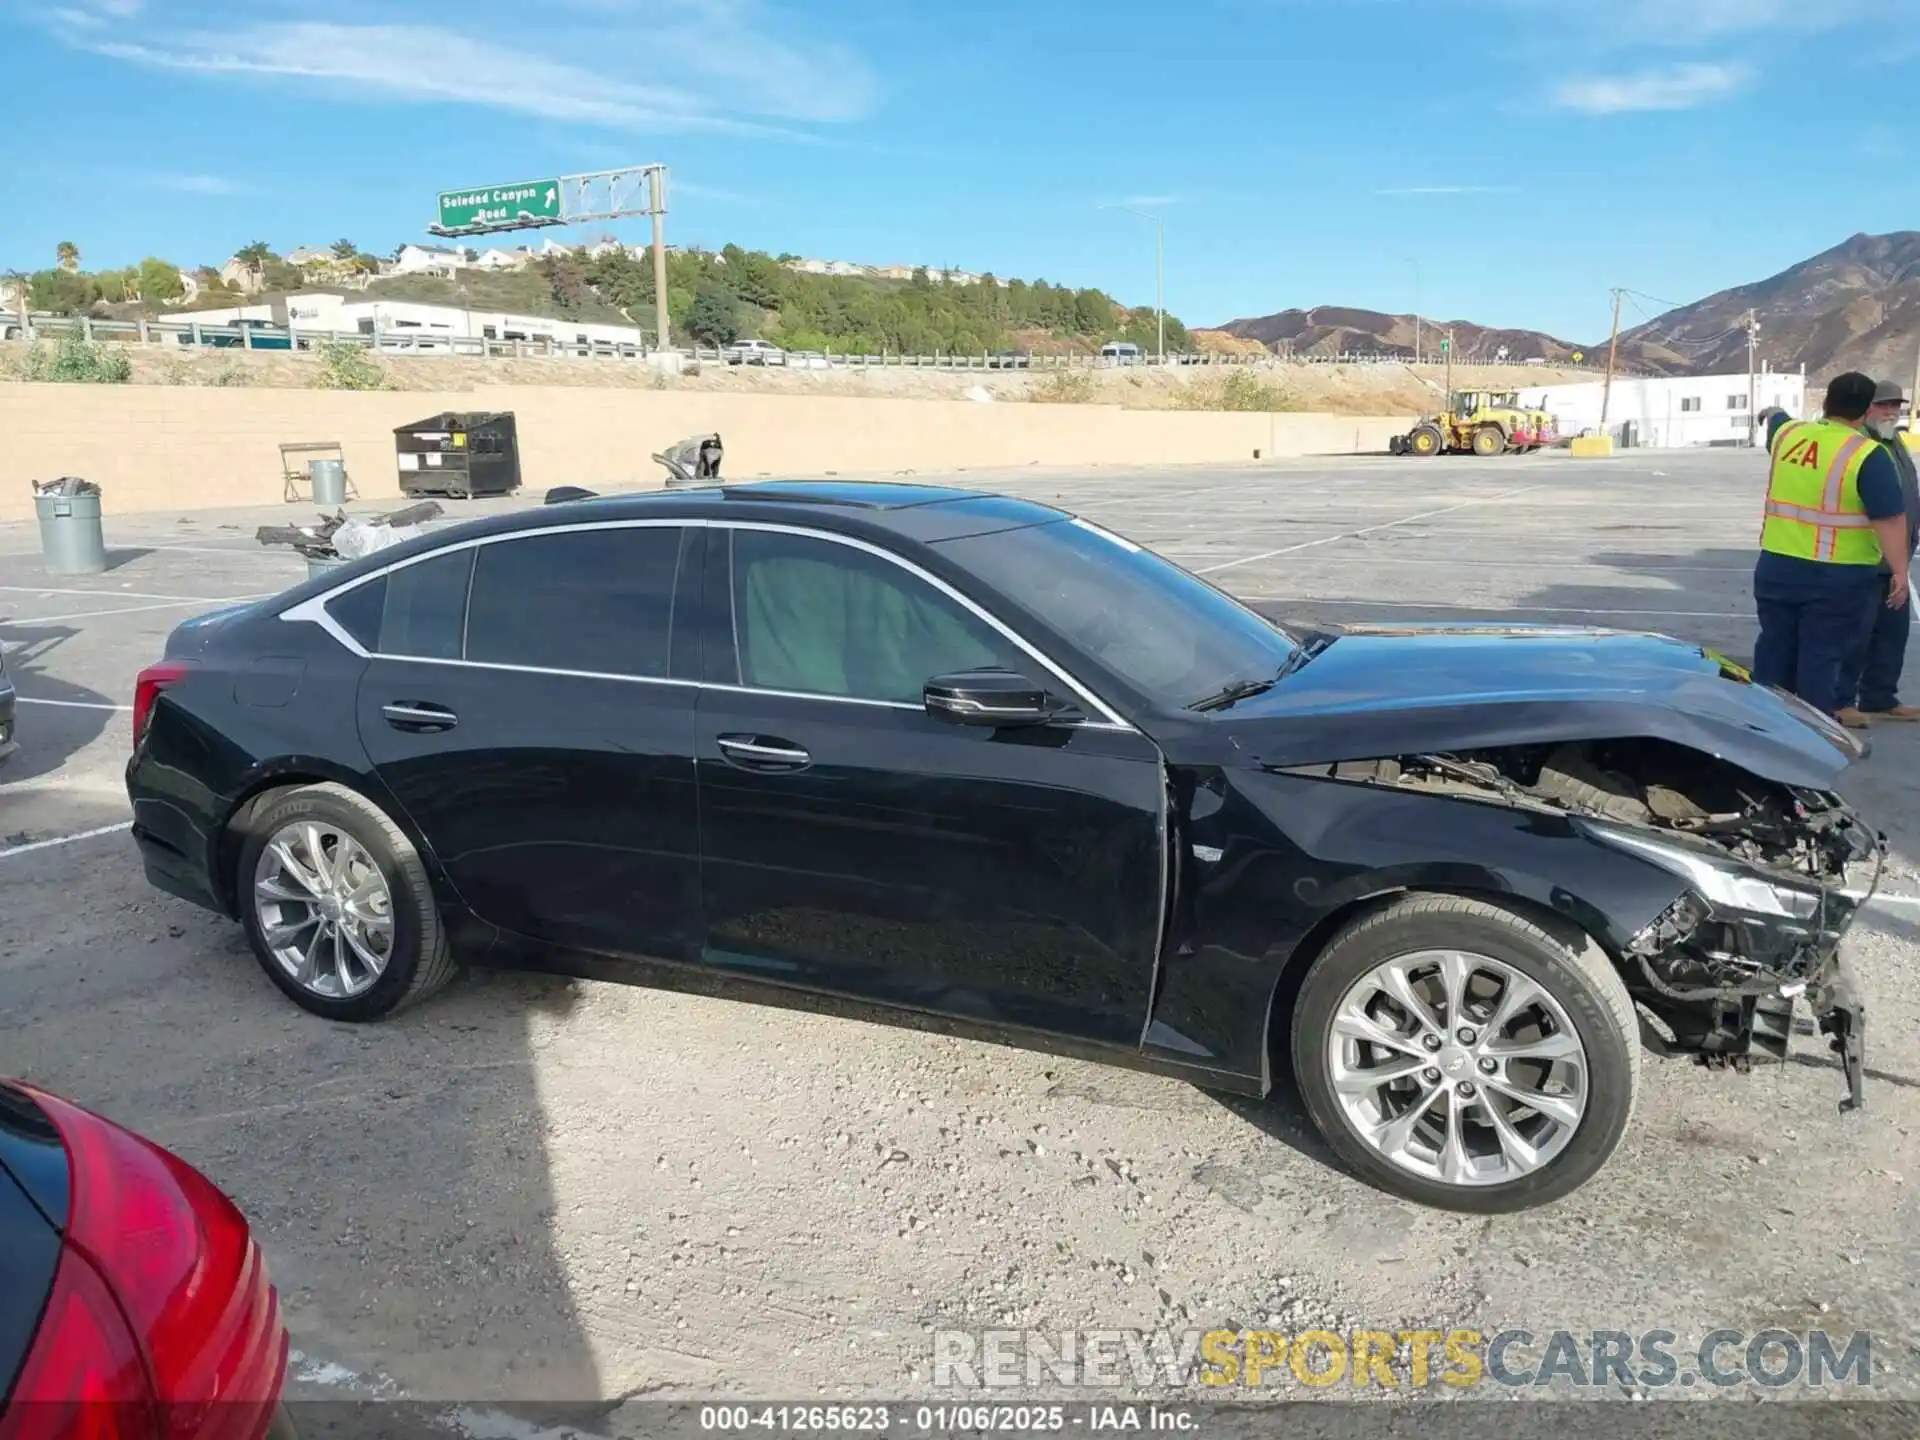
[38,1,873,139]
[150,172,249,195]
[1552,61,1752,114]
[1374,185,1513,195]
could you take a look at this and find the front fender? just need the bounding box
[1143,769,1688,1084]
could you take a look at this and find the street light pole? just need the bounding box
[1102,204,1165,363]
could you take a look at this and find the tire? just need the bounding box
[235,782,460,1021]
[1289,893,1638,1213]
[1407,424,1444,457]
[1471,426,1506,457]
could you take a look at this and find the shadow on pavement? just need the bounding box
[0,839,606,1409]
[0,624,115,785]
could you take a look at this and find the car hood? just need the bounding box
[1215,623,1864,791]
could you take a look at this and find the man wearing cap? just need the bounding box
[1752,371,1910,723]
[1837,380,1920,721]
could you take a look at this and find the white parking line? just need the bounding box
[0,585,247,601]
[1194,486,1542,576]
[14,696,132,712]
[1,594,270,627]
[0,822,133,863]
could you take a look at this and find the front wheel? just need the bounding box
[1290,894,1638,1212]
[236,782,460,1021]
[1471,426,1506,456]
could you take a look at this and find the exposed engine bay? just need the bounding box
[1280,737,1884,1110]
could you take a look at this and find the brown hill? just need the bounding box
[1610,231,1920,384]
[1213,306,1592,365]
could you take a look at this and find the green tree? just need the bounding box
[55,241,80,273]
[686,280,745,347]
[235,241,272,273]
[331,238,358,262]
[138,258,184,304]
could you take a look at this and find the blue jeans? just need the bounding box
[1840,571,1911,712]
[1752,562,1881,715]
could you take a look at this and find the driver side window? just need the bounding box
[730,528,1026,704]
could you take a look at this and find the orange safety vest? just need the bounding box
[1759,418,1885,565]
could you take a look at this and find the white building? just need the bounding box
[183,293,645,348]
[1519,369,1808,448]
[472,248,534,271]
[391,244,472,277]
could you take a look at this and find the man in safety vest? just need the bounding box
[1836,380,1920,720]
[1753,371,1910,724]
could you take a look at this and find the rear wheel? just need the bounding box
[1471,425,1506,457]
[1407,424,1444,457]
[1290,894,1638,1212]
[235,782,459,1021]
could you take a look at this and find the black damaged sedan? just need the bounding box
[125,482,1880,1212]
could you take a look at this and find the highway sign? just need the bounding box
[434,180,563,234]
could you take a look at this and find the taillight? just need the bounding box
[0,1245,157,1440]
[131,663,191,752]
[1,1089,287,1440]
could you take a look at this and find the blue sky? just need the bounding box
[2,0,1914,340]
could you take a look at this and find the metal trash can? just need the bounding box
[306,555,348,583]
[32,477,107,576]
[309,458,349,507]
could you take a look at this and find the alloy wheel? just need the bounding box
[1326,949,1589,1187]
[252,821,395,999]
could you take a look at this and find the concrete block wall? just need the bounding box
[0,383,1413,521]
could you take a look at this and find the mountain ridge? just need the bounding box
[1214,231,1920,384]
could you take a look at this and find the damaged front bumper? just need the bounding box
[1610,809,1883,1115]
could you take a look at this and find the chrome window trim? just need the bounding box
[278,512,1135,731]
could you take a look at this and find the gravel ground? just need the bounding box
[1,448,1916,1433]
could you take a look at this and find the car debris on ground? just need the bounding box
[253,500,445,562]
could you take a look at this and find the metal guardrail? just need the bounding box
[0,313,1617,376]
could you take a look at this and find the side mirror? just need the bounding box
[923,669,1066,728]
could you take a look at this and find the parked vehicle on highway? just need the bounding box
[0,645,14,765]
[0,1078,293,1439]
[724,339,787,367]
[125,483,1878,1212]
[1099,341,1142,365]
[178,318,294,351]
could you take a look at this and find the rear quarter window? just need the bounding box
[325,576,387,651]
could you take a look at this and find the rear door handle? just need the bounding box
[716,734,810,771]
[382,701,458,733]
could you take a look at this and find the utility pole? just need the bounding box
[648,166,671,350]
[1153,212,1165,363]
[1403,256,1421,365]
[1745,308,1760,448]
[1101,204,1165,363]
[1600,288,1624,429]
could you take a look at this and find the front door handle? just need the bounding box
[715,734,811,771]
[382,701,458,733]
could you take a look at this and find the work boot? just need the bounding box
[1836,707,1873,729]
[1863,704,1920,722]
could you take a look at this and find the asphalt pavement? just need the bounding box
[2,448,1917,1431]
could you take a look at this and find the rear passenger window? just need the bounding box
[381,547,473,660]
[465,526,681,678]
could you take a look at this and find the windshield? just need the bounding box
[935,518,1299,709]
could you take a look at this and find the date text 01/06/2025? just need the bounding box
[697,1405,1197,1433]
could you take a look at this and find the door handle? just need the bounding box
[382,701,458,733]
[715,734,811,771]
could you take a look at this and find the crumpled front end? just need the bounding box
[1272,735,1884,1111]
